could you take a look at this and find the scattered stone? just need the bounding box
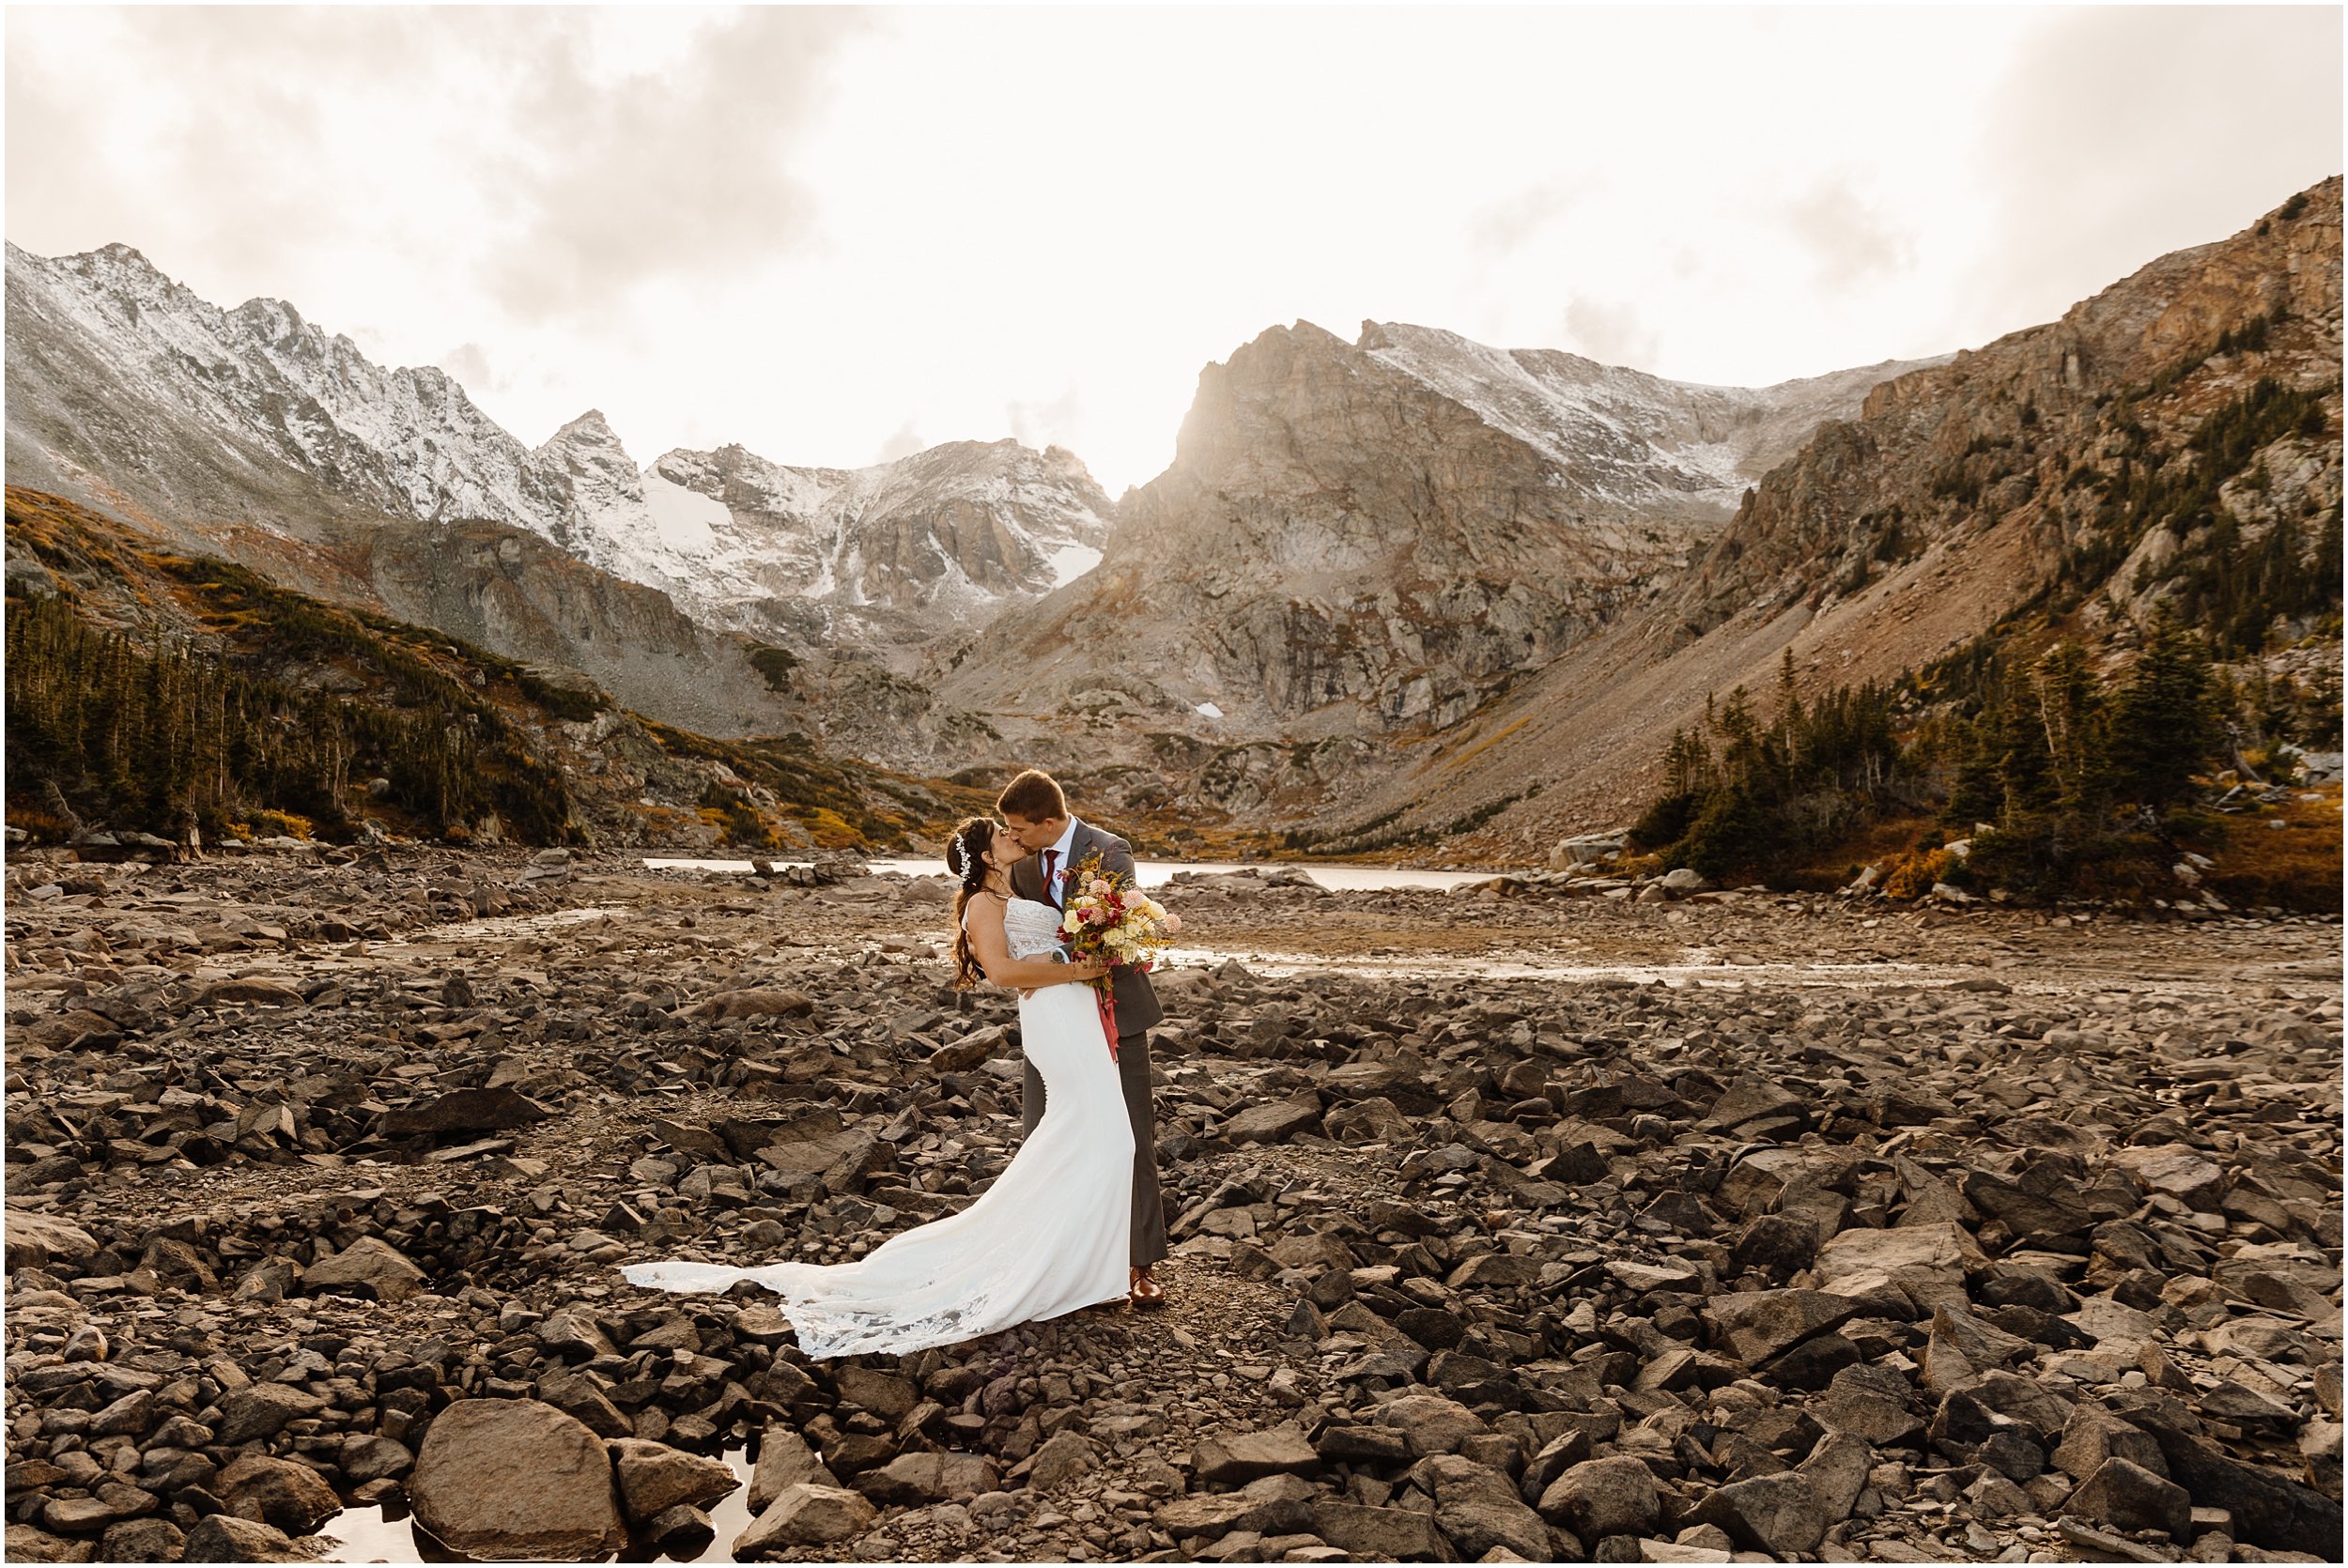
[735,1483,879,1556]
[608,1437,741,1522]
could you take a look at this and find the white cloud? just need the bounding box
[1561,298,1661,370]
[874,421,925,463]
[5,7,2337,496]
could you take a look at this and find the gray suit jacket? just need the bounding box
[1011,819,1164,1035]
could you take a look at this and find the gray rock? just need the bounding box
[96,1517,185,1563]
[642,1503,715,1557]
[378,1086,549,1138]
[1222,1095,1324,1145]
[1026,1429,1103,1491]
[1797,1430,1872,1524]
[1813,1361,1923,1444]
[2057,1399,2160,1474]
[5,1525,94,1563]
[2071,1457,2192,1542]
[336,1435,413,1486]
[1693,1472,1826,1557]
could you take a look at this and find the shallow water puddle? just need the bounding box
[1166,944,1935,989]
[644,856,1497,892]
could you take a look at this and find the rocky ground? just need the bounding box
[3,847,2340,1564]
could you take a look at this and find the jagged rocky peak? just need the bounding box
[950,317,1927,749]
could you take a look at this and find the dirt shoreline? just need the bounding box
[5,849,2340,1564]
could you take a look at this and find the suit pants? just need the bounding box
[1022,1025,1167,1268]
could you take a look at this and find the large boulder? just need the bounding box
[379,1086,549,1139]
[217,1454,341,1534]
[1813,1222,1984,1306]
[6,1211,100,1270]
[409,1399,626,1560]
[1310,1500,1449,1560]
[1412,1453,1552,1560]
[1537,1455,1661,1539]
[1373,1391,1489,1456]
[178,1514,324,1562]
[1695,1472,1828,1557]
[692,988,816,1021]
[301,1237,426,1302]
[2070,1458,2192,1542]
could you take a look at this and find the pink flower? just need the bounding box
[1089,878,1111,898]
[1162,913,1182,933]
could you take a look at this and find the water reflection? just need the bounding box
[644,856,1494,892]
[317,1448,756,1564]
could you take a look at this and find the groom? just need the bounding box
[996,769,1169,1308]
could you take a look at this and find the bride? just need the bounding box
[622,815,1133,1359]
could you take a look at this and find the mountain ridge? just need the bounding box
[4,240,1112,677]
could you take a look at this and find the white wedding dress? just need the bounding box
[623,898,1134,1359]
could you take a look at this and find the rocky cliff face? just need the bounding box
[1371,179,2344,866]
[935,319,1929,786]
[1681,177,2344,633]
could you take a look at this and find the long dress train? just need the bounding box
[622,898,1133,1359]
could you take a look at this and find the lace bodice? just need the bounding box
[1000,897,1068,962]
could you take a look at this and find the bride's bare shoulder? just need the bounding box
[963,891,1010,929]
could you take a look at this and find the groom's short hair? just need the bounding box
[996,770,1066,822]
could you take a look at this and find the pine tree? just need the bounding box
[2106,616,2218,810]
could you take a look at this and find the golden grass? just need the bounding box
[2201,784,2343,913]
[1441,715,1533,773]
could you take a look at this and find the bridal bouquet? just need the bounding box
[1058,850,1182,1057]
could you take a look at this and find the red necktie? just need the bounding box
[1043,849,1060,906]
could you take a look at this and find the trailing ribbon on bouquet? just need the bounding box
[1055,848,1180,1066]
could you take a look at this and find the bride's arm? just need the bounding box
[965,902,1106,990]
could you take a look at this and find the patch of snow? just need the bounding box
[641,466,730,554]
[1197,701,1225,719]
[1048,543,1103,587]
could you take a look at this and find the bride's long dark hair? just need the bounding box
[945,815,1000,991]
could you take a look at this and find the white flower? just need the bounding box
[1060,911,1081,933]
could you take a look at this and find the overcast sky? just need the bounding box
[8,6,2340,494]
